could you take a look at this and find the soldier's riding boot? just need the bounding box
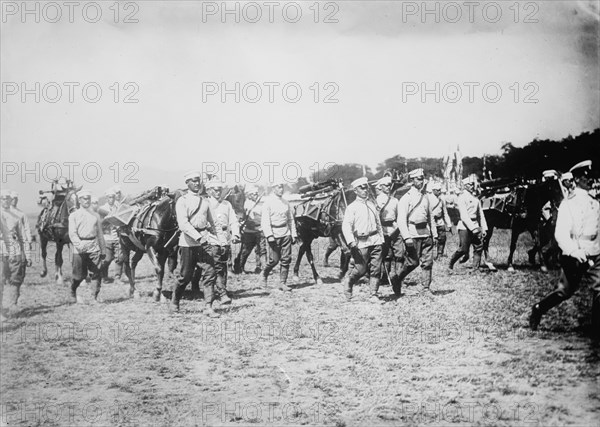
[216,275,231,304]
[448,251,463,270]
[369,277,380,303]
[472,253,482,270]
[421,269,433,294]
[170,285,182,312]
[5,285,19,317]
[529,292,564,330]
[90,279,101,303]
[342,277,352,301]
[279,267,292,292]
[70,279,81,303]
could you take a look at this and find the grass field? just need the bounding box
[1,229,599,426]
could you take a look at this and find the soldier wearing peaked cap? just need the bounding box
[449,175,487,271]
[172,171,219,316]
[234,185,267,274]
[375,175,402,287]
[561,172,575,197]
[98,188,123,284]
[68,190,106,304]
[429,182,452,260]
[261,180,297,292]
[1,190,32,319]
[204,178,240,305]
[341,177,384,302]
[530,160,600,337]
[394,168,437,296]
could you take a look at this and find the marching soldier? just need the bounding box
[448,175,487,271]
[429,182,452,259]
[9,191,33,249]
[529,160,600,336]
[341,177,384,302]
[234,185,267,274]
[261,180,297,292]
[375,176,402,285]
[394,168,437,295]
[1,190,32,318]
[68,190,106,304]
[173,171,219,316]
[98,189,123,283]
[205,178,240,304]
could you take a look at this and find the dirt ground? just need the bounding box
[1,229,599,426]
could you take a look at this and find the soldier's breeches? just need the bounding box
[176,246,216,302]
[238,233,265,270]
[264,236,292,276]
[397,237,433,281]
[209,244,230,295]
[348,245,382,286]
[72,252,102,282]
[2,254,26,306]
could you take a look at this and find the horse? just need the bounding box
[292,179,356,284]
[37,183,80,284]
[109,187,179,300]
[481,176,564,272]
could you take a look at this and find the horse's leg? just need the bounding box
[55,242,65,285]
[153,252,168,301]
[130,250,144,299]
[147,245,161,275]
[293,243,305,281]
[529,225,547,272]
[483,226,497,271]
[304,240,321,285]
[507,224,521,272]
[39,235,48,278]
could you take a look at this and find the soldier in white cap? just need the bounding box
[530,160,600,336]
[261,180,297,292]
[449,175,487,271]
[395,168,437,295]
[234,185,267,274]
[341,177,384,301]
[173,171,219,316]
[560,171,575,197]
[429,182,452,259]
[68,189,106,304]
[205,178,240,304]
[9,191,33,250]
[375,175,401,285]
[98,188,123,283]
[1,190,32,318]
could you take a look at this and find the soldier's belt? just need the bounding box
[581,234,598,241]
[194,226,209,233]
[434,215,443,220]
[272,224,288,228]
[80,236,96,240]
[381,220,394,227]
[356,230,379,239]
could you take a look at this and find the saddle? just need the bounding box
[480,185,527,218]
[294,190,339,237]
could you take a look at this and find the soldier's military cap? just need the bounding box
[408,168,424,179]
[9,191,19,198]
[569,160,592,177]
[245,185,259,194]
[351,177,369,189]
[105,188,116,196]
[431,182,442,191]
[77,189,92,199]
[270,180,286,187]
[375,176,392,187]
[542,170,559,180]
[462,175,478,185]
[561,172,573,181]
[184,171,201,182]
[0,189,12,199]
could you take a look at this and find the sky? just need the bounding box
[1,0,599,212]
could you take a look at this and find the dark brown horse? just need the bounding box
[481,177,564,272]
[110,187,179,300]
[37,183,80,284]
[293,179,355,284]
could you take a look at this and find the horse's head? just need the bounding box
[151,197,178,230]
[65,188,80,213]
[225,185,246,220]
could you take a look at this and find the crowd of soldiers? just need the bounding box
[1,160,599,337]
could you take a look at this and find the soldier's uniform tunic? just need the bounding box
[429,193,452,259]
[377,192,402,281]
[1,206,31,312]
[261,194,297,288]
[235,198,267,274]
[173,190,216,309]
[342,198,384,297]
[68,206,106,300]
[395,187,437,293]
[531,187,600,331]
[206,197,240,300]
[449,189,488,269]
[98,201,122,280]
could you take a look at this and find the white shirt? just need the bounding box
[397,187,437,239]
[175,191,214,247]
[261,195,297,239]
[342,197,384,249]
[206,197,240,246]
[376,193,398,237]
[457,190,488,232]
[555,187,600,257]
